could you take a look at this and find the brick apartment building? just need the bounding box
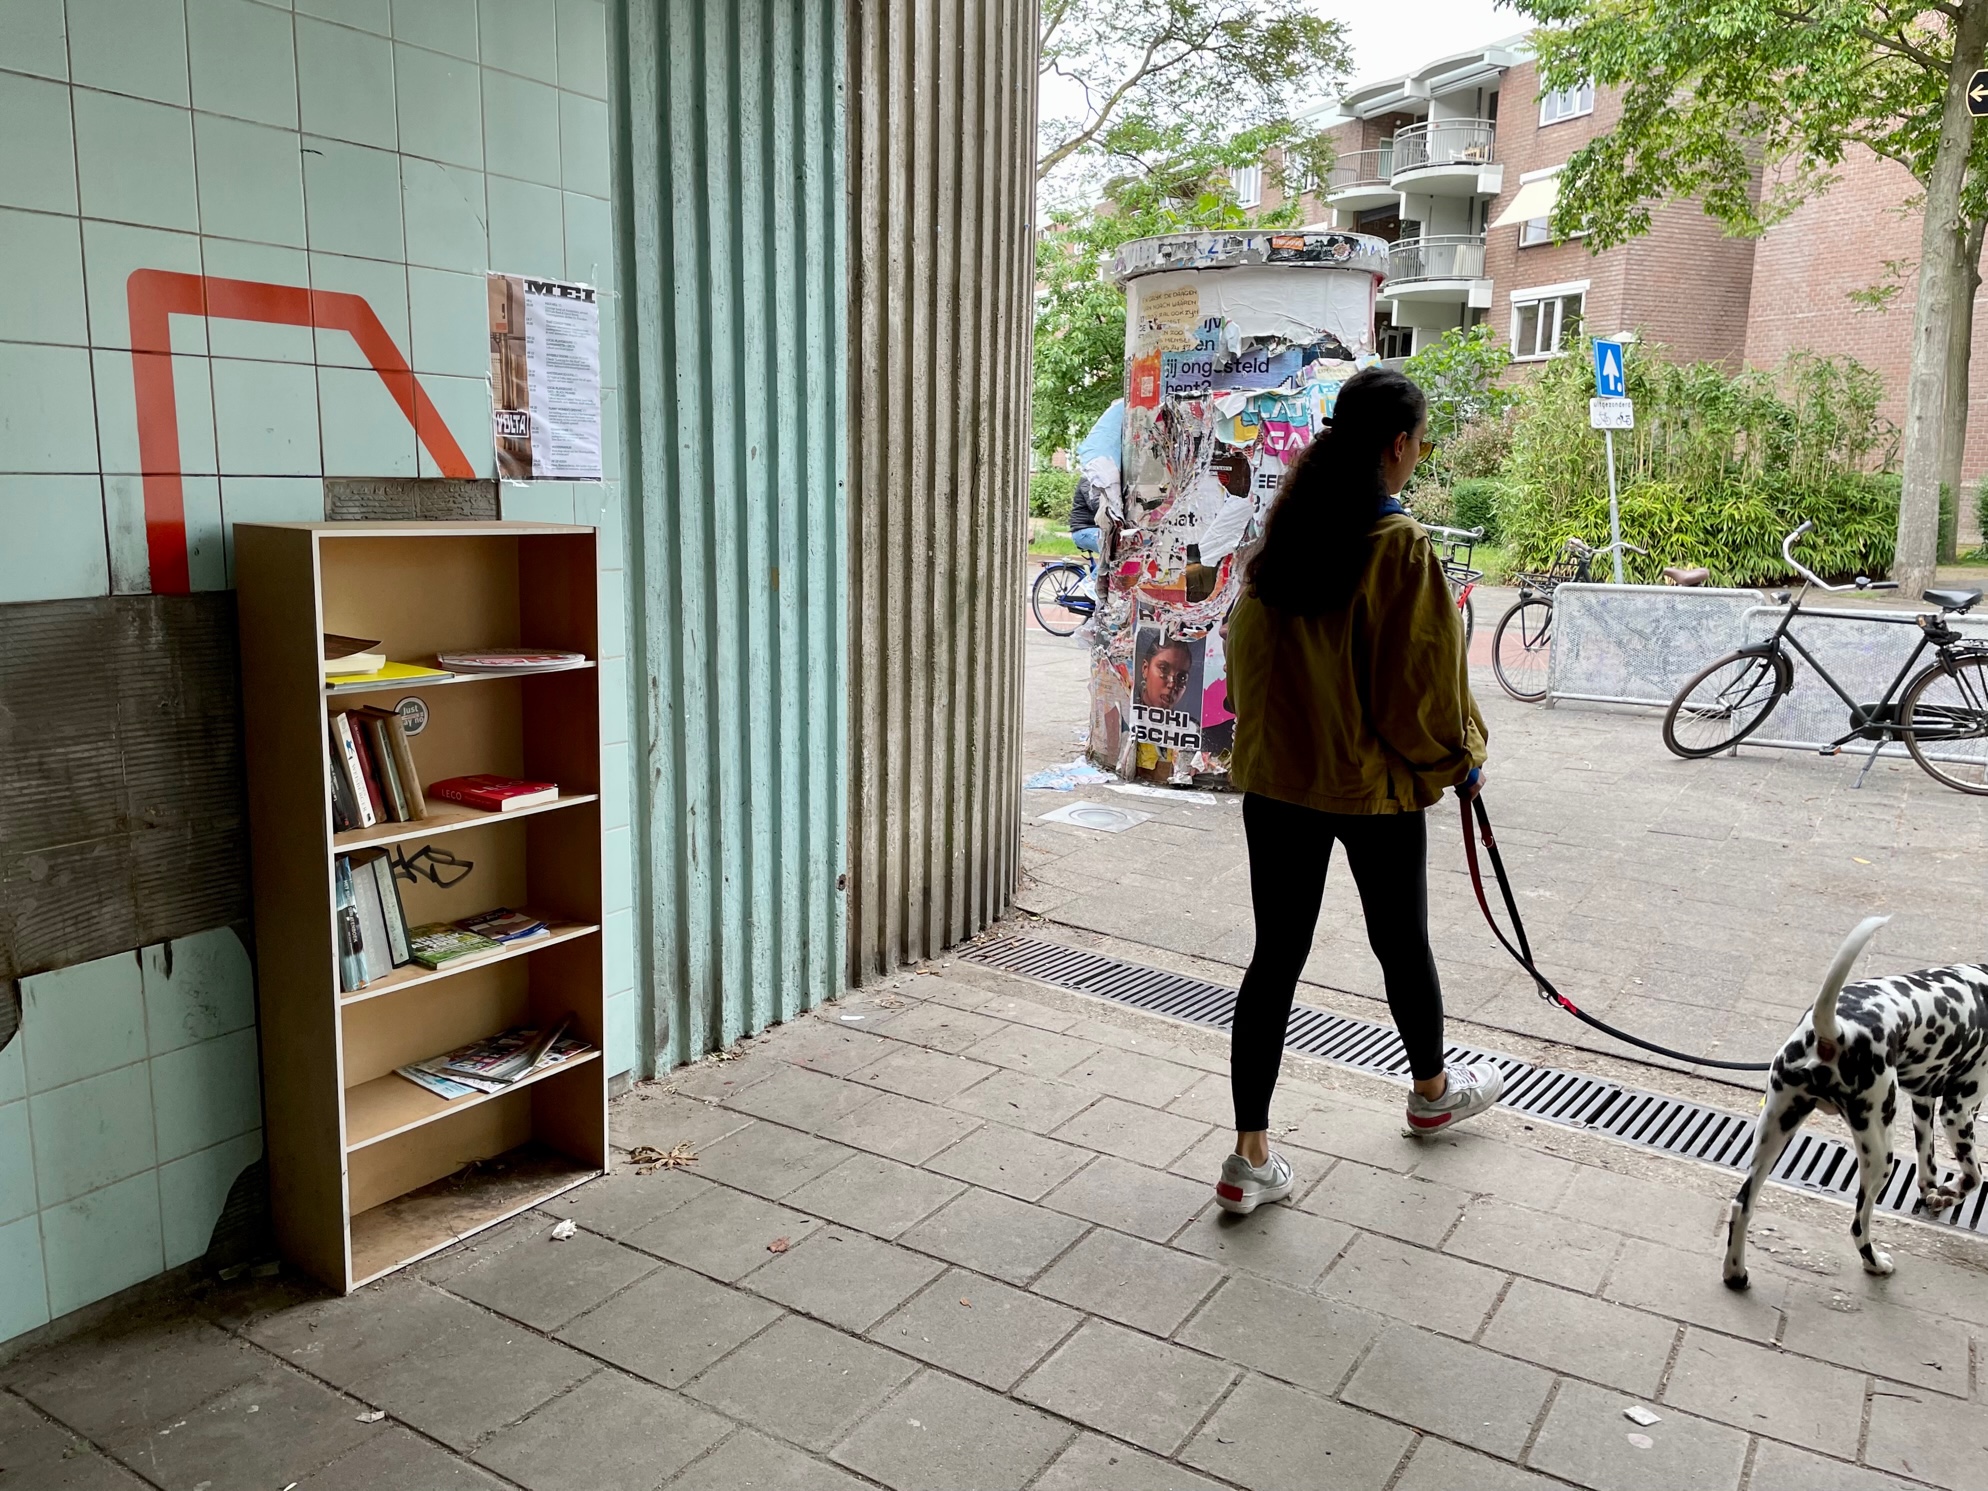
[1242,37,1988,477]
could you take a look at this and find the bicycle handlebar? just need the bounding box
[1781,521,1892,592]
[1425,525,1485,543]
[1564,538,1647,557]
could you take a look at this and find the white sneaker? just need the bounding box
[1215,1151,1294,1214]
[1402,1062,1506,1137]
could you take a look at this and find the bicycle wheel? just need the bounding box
[1030,563,1084,636]
[1662,649,1790,758]
[1491,597,1553,702]
[1901,651,1988,794]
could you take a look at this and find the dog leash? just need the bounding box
[1460,794,1770,1073]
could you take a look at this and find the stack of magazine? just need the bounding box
[396,1017,588,1100]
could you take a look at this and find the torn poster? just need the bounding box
[488,273,602,481]
[1087,231,1388,787]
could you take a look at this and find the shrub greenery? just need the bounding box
[1030,469,1078,521]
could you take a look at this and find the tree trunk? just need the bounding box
[1897,0,1988,598]
[1939,217,1987,562]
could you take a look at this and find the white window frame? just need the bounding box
[1509,280,1589,361]
[1538,81,1594,126]
[1233,164,1263,208]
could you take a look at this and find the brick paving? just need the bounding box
[5,968,1986,1490]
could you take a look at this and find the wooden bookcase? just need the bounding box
[235,522,608,1292]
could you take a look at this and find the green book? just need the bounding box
[406,922,503,970]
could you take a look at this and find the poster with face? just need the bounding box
[1132,622,1204,752]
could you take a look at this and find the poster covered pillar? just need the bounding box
[1086,232,1390,784]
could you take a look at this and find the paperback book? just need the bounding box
[406,923,504,970]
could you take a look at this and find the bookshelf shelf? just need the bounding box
[331,793,600,853]
[325,660,597,698]
[345,1049,604,1151]
[338,920,600,1006]
[236,521,608,1294]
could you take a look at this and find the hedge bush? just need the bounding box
[1449,478,1509,543]
[1030,469,1077,521]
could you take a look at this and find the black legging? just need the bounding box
[1232,793,1447,1131]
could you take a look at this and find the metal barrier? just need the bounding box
[1544,583,1773,708]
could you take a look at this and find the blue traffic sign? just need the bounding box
[1593,338,1626,398]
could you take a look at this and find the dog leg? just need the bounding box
[1942,1096,1982,1201]
[1724,1083,1814,1290]
[1845,1083,1897,1276]
[1914,1097,1958,1211]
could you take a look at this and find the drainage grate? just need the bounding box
[964,937,1988,1237]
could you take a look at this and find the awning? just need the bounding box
[1491,174,1560,229]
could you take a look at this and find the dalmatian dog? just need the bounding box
[1724,916,1988,1289]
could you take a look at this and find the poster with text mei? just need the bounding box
[488,273,602,481]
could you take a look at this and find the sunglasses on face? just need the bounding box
[1417,439,1436,463]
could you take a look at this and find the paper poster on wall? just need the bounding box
[1131,622,1204,752]
[488,273,603,481]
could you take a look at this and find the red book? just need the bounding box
[343,711,389,821]
[427,775,560,812]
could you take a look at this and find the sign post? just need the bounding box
[1590,338,1632,582]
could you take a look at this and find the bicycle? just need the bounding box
[1425,524,1484,645]
[1490,536,1656,703]
[1030,551,1096,636]
[1662,521,1988,793]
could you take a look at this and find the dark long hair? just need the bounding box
[1244,367,1426,616]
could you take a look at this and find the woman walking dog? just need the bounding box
[1216,367,1505,1215]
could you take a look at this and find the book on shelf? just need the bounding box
[394,1020,590,1099]
[427,775,560,813]
[329,707,425,827]
[325,660,455,693]
[351,706,428,818]
[334,856,367,994]
[323,633,385,677]
[328,714,376,831]
[458,907,549,943]
[406,922,504,970]
[436,649,588,675]
[336,850,413,988]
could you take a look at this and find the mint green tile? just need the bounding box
[482,70,560,187]
[0,72,77,213]
[39,1170,164,1319]
[408,266,488,376]
[302,136,405,261]
[151,1027,261,1163]
[298,0,392,32]
[479,0,558,82]
[67,0,189,106]
[297,15,397,150]
[0,1024,23,1104]
[562,190,611,289]
[600,736,628,829]
[308,251,409,369]
[556,0,607,98]
[0,1215,49,1342]
[597,652,627,746]
[0,209,87,345]
[196,114,308,247]
[221,476,326,580]
[319,365,418,476]
[29,1064,156,1205]
[0,0,69,79]
[605,990,633,1079]
[80,220,208,353]
[188,0,300,130]
[395,43,482,169]
[159,1131,262,1269]
[0,476,109,602]
[600,382,619,478]
[94,349,217,474]
[0,346,98,473]
[401,158,488,271]
[574,478,622,562]
[183,476,227,592]
[21,946,137,1061]
[499,479,572,522]
[104,472,224,594]
[74,90,199,232]
[212,357,322,475]
[597,563,624,659]
[602,826,630,914]
[602,906,632,995]
[558,92,608,198]
[415,373,495,478]
[487,175,563,278]
[394,0,477,58]
[0,1100,35,1225]
[141,931,256,1059]
[201,239,315,361]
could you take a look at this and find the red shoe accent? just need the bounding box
[1215,1182,1246,1202]
[1405,1110,1452,1130]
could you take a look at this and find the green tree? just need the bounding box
[1404,325,1514,446]
[1514,0,1988,595]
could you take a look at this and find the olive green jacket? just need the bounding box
[1227,513,1488,814]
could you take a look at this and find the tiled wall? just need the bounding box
[0,0,635,1341]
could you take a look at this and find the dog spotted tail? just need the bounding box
[1811,915,1891,1051]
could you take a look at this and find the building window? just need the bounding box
[1376,315,1413,360]
[1289,160,1318,195]
[1520,216,1553,247]
[1539,81,1594,126]
[1233,164,1263,207]
[1511,290,1584,358]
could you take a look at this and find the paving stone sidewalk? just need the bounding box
[6,966,1987,1491]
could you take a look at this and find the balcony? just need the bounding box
[1390,119,1502,197]
[1379,235,1492,313]
[1323,148,1398,212]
